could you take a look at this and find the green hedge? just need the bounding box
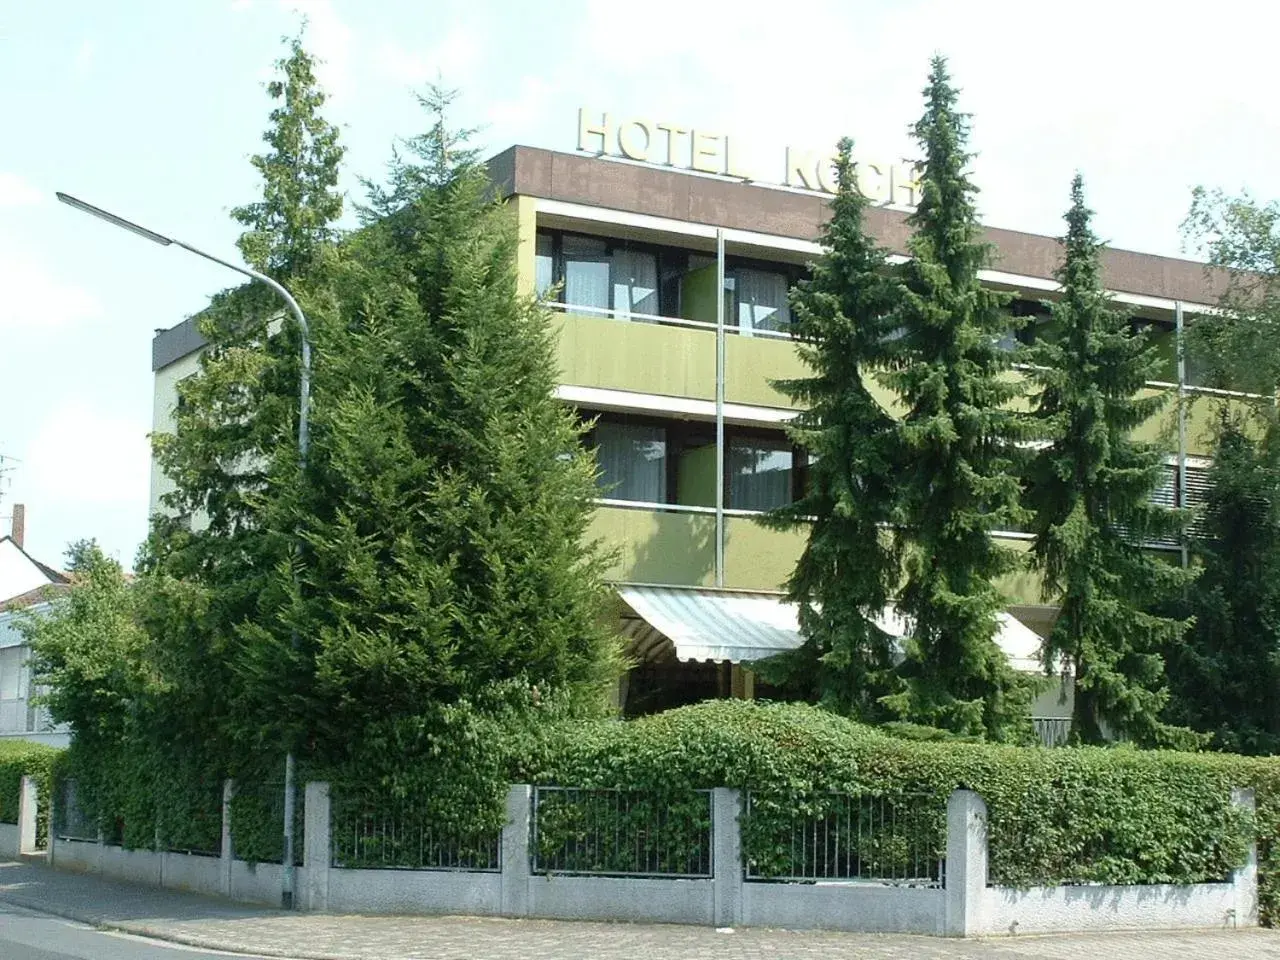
[517,701,1280,916]
[0,741,62,847]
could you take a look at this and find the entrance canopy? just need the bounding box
[617,585,1046,673]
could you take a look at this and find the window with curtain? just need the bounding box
[595,421,667,503]
[612,248,659,320]
[564,235,610,312]
[535,232,554,298]
[729,437,793,511]
[735,268,790,335]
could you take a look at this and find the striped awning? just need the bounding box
[617,585,1047,671]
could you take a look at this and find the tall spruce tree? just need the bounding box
[1026,175,1196,747]
[1167,186,1280,751]
[763,139,902,719]
[147,32,345,770]
[231,35,345,278]
[259,87,622,770]
[879,57,1031,740]
[1164,416,1280,753]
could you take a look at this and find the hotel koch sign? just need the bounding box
[577,108,921,208]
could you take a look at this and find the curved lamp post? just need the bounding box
[56,192,309,909]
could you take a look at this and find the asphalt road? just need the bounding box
[0,900,281,960]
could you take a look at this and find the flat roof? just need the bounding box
[154,144,1228,371]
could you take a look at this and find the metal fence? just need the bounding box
[530,786,713,878]
[54,778,98,842]
[743,792,946,887]
[329,787,501,872]
[1033,717,1071,747]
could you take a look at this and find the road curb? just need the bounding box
[0,889,364,960]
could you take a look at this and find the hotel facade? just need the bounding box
[149,137,1242,737]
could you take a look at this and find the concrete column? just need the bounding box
[712,787,743,928]
[220,780,234,897]
[18,776,38,855]
[44,781,55,866]
[944,789,987,937]
[1232,787,1258,927]
[302,782,331,912]
[501,785,531,917]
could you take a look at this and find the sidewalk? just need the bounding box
[1,859,1278,960]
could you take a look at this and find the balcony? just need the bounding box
[589,502,807,592]
[589,501,1050,598]
[551,306,809,411]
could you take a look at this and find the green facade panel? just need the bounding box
[554,313,716,400]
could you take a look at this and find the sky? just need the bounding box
[1,0,1279,568]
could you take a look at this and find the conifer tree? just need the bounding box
[148,32,346,767]
[1165,416,1280,753]
[763,138,902,719]
[1026,175,1196,747]
[259,87,622,766]
[880,57,1031,740]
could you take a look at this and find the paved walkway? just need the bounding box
[1,858,1278,960]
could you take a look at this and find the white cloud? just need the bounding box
[377,22,481,89]
[73,38,95,76]
[0,246,102,331]
[21,403,151,508]
[279,0,352,101]
[230,0,254,10]
[0,173,42,208]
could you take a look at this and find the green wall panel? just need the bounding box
[554,313,716,400]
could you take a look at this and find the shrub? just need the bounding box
[0,741,62,846]
[517,701,1280,915]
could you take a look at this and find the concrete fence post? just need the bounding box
[501,784,531,917]
[44,780,55,867]
[1232,787,1258,928]
[220,779,234,897]
[302,782,331,912]
[712,787,743,928]
[945,789,988,937]
[18,776,38,855]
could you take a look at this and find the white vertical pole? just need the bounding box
[715,228,726,589]
[1176,301,1189,568]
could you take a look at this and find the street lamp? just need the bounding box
[57,192,309,910]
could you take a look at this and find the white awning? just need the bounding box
[617,585,1046,672]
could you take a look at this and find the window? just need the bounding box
[735,268,790,335]
[595,421,667,502]
[535,232,554,298]
[729,437,793,511]
[612,248,659,319]
[563,235,611,312]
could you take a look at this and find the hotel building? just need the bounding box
[149,140,1241,738]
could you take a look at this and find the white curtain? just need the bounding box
[735,268,789,335]
[729,441,792,511]
[596,422,667,502]
[612,249,659,320]
[534,233,554,298]
[564,235,610,311]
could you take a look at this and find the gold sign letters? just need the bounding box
[577,108,920,208]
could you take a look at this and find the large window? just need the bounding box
[734,268,790,335]
[563,234,611,312]
[535,232,554,297]
[594,420,668,503]
[729,437,794,511]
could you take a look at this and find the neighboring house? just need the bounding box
[0,505,71,747]
[149,140,1234,740]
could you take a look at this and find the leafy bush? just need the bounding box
[0,741,60,845]
[517,701,1280,912]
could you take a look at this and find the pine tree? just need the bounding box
[1026,175,1196,747]
[148,31,346,768]
[1165,415,1280,753]
[762,138,902,719]
[231,34,345,279]
[260,86,622,766]
[879,57,1031,740]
